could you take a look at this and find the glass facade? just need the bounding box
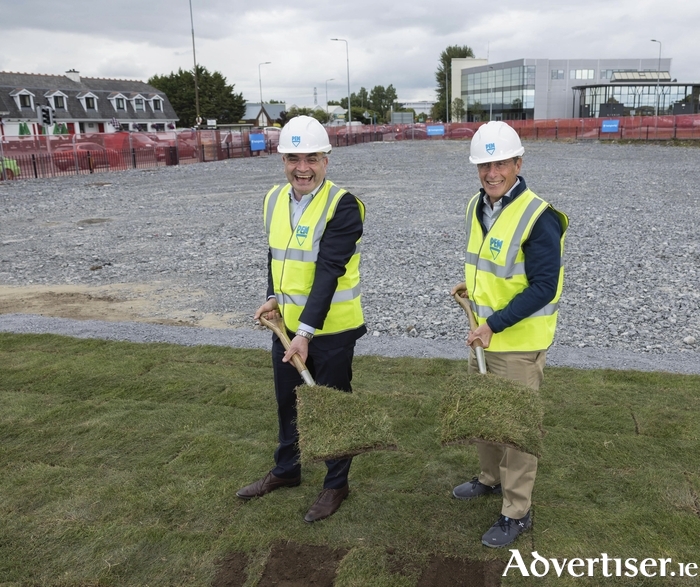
[462,65,536,121]
[576,84,699,117]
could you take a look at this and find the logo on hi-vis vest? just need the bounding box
[486,142,496,155]
[292,135,301,147]
[489,236,503,259]
[296,225,309,246]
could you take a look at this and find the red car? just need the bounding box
[447,126,475,139]
[53,142,119,171]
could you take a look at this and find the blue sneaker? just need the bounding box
[481,511,532,548]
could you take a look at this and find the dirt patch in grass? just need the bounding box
[0,283,242,328]
[211,552,249,587]
[211,544,505,587]
[416,555,506,587]
[259,542,348,587]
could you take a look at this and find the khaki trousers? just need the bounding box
[469,350,546,519]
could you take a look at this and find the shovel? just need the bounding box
[453,293,487,374]
[257,312,396,463]
[442,294,545,457]
[258,312,315,386]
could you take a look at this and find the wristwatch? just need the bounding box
[295,329,314,341]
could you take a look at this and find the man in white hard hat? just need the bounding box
[451,121,568,548]
[237,115,366,523]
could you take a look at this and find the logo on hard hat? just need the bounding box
[296,225,309,246]
[486,142,496,155]
[292,135,301,147]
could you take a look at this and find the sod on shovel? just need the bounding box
[439,294,545,458]
[259,313,397,464]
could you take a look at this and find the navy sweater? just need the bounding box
[475,177,565,334]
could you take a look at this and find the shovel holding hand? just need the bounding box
[453,293,487,375]
[258,312,315,386]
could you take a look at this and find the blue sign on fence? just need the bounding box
[250,133,266,151]
[427,125,445,136]
[601,120,620,133]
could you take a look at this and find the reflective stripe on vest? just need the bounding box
[465,189,568,352]
[264,180,365,335]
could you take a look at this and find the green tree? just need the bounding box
[452,97,466,122]
[286,106,329,125]
[432,45,474,122]
[368,84,398,121]
[148,66,245,128]
[350,87,370,109]
[470,100,485,122]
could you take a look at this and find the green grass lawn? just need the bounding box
[1,333,699,586]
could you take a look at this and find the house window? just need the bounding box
[85,97,96,109]
[54,96,65,109]
[153,99,162,111]
[19,94,32,108]
[116,98,125,110]
[135,98,144,111]
[551,69,565,80]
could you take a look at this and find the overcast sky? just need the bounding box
[0,0,697,108]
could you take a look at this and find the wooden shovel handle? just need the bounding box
[453,293,481,340]
[258,313,311,378]
[453,293,488,374]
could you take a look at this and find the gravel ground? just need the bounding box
[1,139,699,374]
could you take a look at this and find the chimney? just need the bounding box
[65,69,81,83]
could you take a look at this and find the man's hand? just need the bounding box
[283,335,309,364]
[254,298,279,320]
[451,282,468,298]
[467,322,493,349]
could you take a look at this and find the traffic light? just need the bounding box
[41,106,54,126]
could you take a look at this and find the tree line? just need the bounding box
[149,45,475,128]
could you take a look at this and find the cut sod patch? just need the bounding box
[440,371,544,457]
[296,385,398,464]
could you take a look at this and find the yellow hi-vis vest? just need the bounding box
[264,180,365,336]
[464,189,568,352]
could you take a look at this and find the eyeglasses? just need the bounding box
[476,159,517,172]
[284,154,325,165]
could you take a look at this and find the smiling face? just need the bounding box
[283,153,328,197]
[477,157,522,204]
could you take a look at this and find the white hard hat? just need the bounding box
[469,121,524,164]
[277,115,332,154]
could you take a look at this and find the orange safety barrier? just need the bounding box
[1,115,699,181]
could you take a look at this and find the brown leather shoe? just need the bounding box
[303,485,350,523]
[236,471,301,500]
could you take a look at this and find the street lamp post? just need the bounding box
[325,78,334,118]
[650,39,662,118]
[488,66,494,121]
[445,66,449,124]
[258,61,271,109]
[188,0,201,127]
[331,38,351,126]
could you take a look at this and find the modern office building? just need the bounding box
[450,57,698,121]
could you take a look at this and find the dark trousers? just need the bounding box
[271,337,355,489]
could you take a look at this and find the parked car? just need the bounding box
[221,131,244,149]
[398,127,428,140]
[52,142,119,171]
[0,156,20,180]
[261,127,281,144]
[447,126,475,139]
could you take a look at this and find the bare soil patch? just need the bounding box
[211,543,505,587]
[0,284,241,328]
